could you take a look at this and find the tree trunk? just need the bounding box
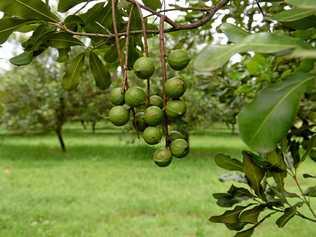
[55,95,67,152]
[92,121,96,133]
[56,127,66,152]
[81,120,87,130]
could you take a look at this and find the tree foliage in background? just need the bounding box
[0,51,111,151]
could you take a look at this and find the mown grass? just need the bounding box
[0,127,315,237]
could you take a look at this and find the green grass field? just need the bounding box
[0,127,315,237]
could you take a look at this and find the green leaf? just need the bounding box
[220,23,250,43]
[288,0,316,10]
[47,32,83,49]
[0,17,33,44]
[142,0,161,10]
[276,207,296,228]
[239,205,265,224]
[215,154,243,172]
[303,173,316,179]
[290,49,316,58]
[210,205,250,224]
[9,51,33,66]
[235,227,255,237]
[194,33,304,72]
[64,15,85,32]
[57,48,70,63]
[58,0,86,12]
[243,153,265,197]
[238,73,314,153]
[89,51,112,90]
[213,185,254,207]
[62,53,85,91]
[22,24,56,51]
[0,0,59,22]
[272,8,316,22]
[304,186,316,197]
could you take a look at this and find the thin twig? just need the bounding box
[292,172,316,218]
[145,6,212,18]
[111,0,124,69]
[133,0,151,104]
[122,6,134,92]
[126,0,177,28]
[159,16,169,147]
[49,0,230,40]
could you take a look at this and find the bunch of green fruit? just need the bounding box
[109,49,191,167]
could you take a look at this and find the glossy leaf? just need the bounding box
[64,15,85,31]
[89,51,112,90]
[9,51,33,66]
[22,24,56,51]
[210,205,250,224]
[62,53,85,91]
[0,0,59,22]
[47,32,83,49]
[213,185,254,207]
[215,154,243,172]
[235,228,255,237]
[194,32,304,72]
[276,207,296,228]
[58,0,86,12]
[0,17,32,44]
[239,205,265,224]
[142,0,161,10]
[272,8,315,22]
[238,73,314,153]
[243,153,265,197]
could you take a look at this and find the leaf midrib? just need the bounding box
[248,76,314,145]
[14,0,57,22]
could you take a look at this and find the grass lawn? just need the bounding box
[0,126,315,237]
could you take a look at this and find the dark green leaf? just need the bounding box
[303,173,316,179]
[142,0,161,10]
[58,0,86,12]
[243,153,265,197]
[89,51,112,90]
[64,15,85,32]
[0,0,59,22]
[57,48,70,63]
[22,24,56,51]
[210,205,251,224]
[9,51,33,66]
[47,32,83,49]
[304,186,316,197]
[276,207,296,228]
[239,205,265,224]
[213,185,255,207]
[0,17,32,44]
[238,73,314,153]
[63,53,85,91]
[215,154,243,172]
[235,228,255,237]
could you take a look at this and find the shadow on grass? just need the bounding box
[0,142,243,163]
